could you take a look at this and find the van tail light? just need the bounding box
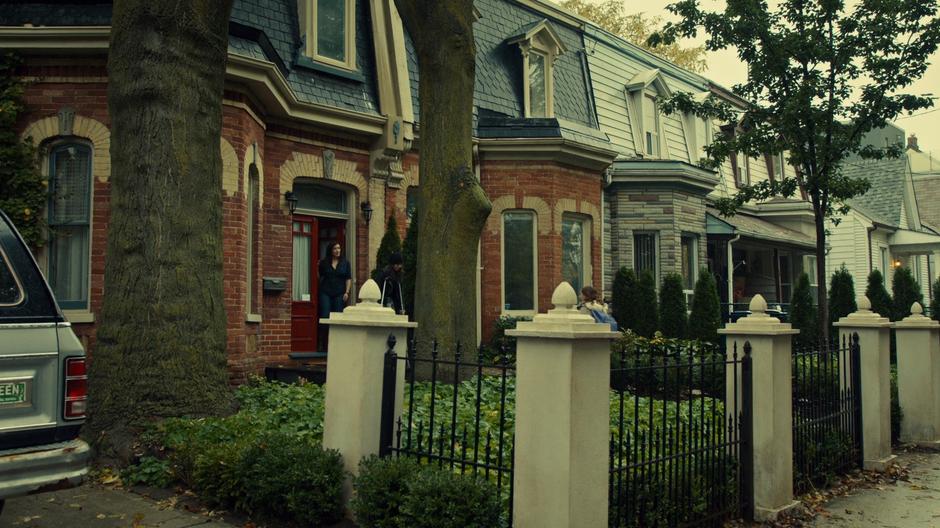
[64,357,87,420]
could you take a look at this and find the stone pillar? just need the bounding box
[508,282,619,528]
[834,296,895,469]
[894,302,940,447]
[322,279,417,498]
[718,295,799,521]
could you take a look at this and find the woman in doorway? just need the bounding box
[318,242,352,350]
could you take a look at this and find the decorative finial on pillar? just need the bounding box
[551,282,578,311]
[359,279,381,305]
[749,294,768,314]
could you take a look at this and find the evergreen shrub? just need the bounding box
[658,273,687,338]
[371,214,402,281]
[865,269,893,319]
[688,269,721,343]
[353,456,502,528]
[891,267,923,320]
[828,267,856,337]
[789,273,817,346]
[611,267,639,332]
[635,269,659,338]
[932,277,940,322]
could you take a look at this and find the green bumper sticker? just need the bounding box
[0,382,26,404]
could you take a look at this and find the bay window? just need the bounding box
[503,211,537,312]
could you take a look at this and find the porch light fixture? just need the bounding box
[893,259,902,268]
[360,201,373,224]
[284,191,298,214]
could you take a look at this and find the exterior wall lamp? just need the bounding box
[360,201,373,224]
[284,191,298,214]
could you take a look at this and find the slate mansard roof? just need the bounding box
[2,0,606,142]
[843,157,910,228]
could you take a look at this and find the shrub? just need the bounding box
[242,433,344,526]
[353,457,502,528]
[790,273,817,346]
[658,273,687,338]
[688,269,721,343]
[483,315,527,364]
[635,269,659,338]
[932,277,940,322]
[611,331,724,397]
[892,267,923,320]
[120,456,173,488]
[891,364,903,445]
[865,269,893,319]
[828,267,856,337]
[351,456,422,528]
[0,53,46,247]
[611,267,639,332]
[402,213,418,318]
[371,214,402,281]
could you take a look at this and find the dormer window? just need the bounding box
[300,0,356,70]
[507,20,566,118]
[625,69,672,159]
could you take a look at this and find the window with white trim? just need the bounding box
[633,232,657,278]
[680,234,698,291]
[561,214,590,294]
[247,163,260,315]
[694,117,712,163]
[509,21,566,119]
[643,95,660,157]
[503,211,537,312]
[48,143,92,310]
[301,0,356,70]
[734,151,750,187]
[772,152,787,180]
[528,50,548,118]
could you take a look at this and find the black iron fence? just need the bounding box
[609,340,753,527]
[791,333,862,494]
[379,336,515,526]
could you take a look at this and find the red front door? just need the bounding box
[291,216,318,353]
[291,216,348,353]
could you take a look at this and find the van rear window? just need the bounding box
[0,246,24,306]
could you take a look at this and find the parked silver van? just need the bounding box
[0,210,89,515]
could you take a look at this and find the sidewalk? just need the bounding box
[809,450,940,527]
[0,485,239,528]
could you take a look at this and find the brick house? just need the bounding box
[1,0,616,382]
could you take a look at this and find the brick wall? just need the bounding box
[479,160,605,341]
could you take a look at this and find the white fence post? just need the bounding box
[834,295,895,469]
[321,279,417,502]
[894,302,940,447]
[718,295,799,521]
[508,282,619,528]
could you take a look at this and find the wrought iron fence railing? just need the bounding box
[608,340,753,528]
[791,333,862,494]
[379,336,515,527]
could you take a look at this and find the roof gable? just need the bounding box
[624,68,672,98]
[505,19,567,55]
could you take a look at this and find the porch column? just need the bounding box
[834,295,895,469]
[718,295,799,521]
[508,282,619,528]
[894,302,940,447]
[322,279,417,500]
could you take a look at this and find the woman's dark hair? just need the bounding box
[581,285,599,303]
[329,241,342,254]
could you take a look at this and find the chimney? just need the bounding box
[908,134,920,152]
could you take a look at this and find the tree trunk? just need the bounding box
[814,206,829,344]
[87,0,234,459]
[394,0,491,365]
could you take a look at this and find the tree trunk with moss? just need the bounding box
[394,0,491,363]
[86,0,234,459]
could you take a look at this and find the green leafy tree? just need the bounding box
[636,270,660,338]
[611,267,639,332]
[865,269,893,319]
[828,267,857,337]
[891,267,923,320]
[931,277,940,323]
[402,214,418,318]
[790,273,817,347]
[0,54,46,247]
[559,0,706,72]
[371,214,402,281]
[659,273,688,338]
[652,0,940,341]
[688,269,721,343]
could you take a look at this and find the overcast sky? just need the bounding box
[616,0,940,155]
